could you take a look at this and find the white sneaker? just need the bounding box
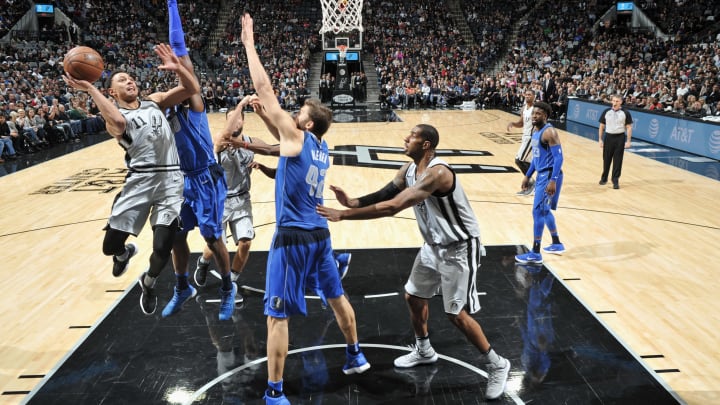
[485,357,511,400]
[393,345,438,368]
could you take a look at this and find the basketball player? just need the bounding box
[316,124,511,401]
[241,13,369,405]
[515,102,566,264]
[507,88,536,195]
[197,110,352,293]
[195,99,257,289]
[62,44,197,315]
[160,0,237,320]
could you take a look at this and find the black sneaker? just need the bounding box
[138,272,157,315]
[112,243,138,277]
[194,256,210,287]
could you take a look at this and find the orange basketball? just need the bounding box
[63,46,104,83]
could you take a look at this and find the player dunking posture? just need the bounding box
[317,124,511,400]
[515,102,566,264]
[240,13,369,405]
[63,44,198,315]
[160,0,237,320]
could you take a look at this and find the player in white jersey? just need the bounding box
[317,124,511,400]
[196,100,258,286]
[63,43,199,315]
[507,88,537,195]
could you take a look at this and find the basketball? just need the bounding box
[63,46,104,83]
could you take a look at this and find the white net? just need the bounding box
[320,0,364,34]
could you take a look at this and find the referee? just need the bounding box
[598,94,632,189]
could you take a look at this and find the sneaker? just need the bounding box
[137,272,157,315]
[485,358,511,400]
[161,285,197,317]
[515,187,533,196]
[336,253,352,280]
[598,179,607,185]
[343,350,371,374]
[194,257,210,286]
[515,251,543,264]
[543,243,566,255]
[393,345,438,368]
[613,182,620,189]
[112,243,138,277]
[263,390,290,405]
[218,283,238,321]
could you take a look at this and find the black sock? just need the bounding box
[221,273,232,291]
[551,235,560,245]
[532,241,541,253]
[177,273,189,290]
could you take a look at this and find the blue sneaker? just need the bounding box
[343,350,371,375]
[515,251,543,264]
[335,253,352,280]
[543,243,566,255]
[263,390,290,405]
[161,285,197,318]
[219,283,238,321]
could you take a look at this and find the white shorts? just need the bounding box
[516,134,533,163]
[107,171,184,235]
[223,194,254,244]
[404,237,482,315]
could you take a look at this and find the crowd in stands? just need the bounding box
[1,0,720,162]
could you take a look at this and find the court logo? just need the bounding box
[31,168,127,194]
[330,145,517,173]
[709,130,720,155]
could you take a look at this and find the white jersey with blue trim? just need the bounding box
[405,157,481,246]
[118,99,180,174]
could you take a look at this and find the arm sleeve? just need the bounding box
[357,181,402,207]
[550,144,563,181]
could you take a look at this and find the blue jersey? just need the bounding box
[168,105,216,173]
[274,131,329,230]
[530,123,555,174]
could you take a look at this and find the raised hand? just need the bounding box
[241,13,254,45]
[154,43,181,72]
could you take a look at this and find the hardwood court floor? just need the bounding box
[0,109,718,404]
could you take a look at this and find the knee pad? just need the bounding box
[102,228,130,256]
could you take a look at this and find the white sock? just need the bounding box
[116,247,130,261]
[143,273,157,288]
[482,348,504,367]
[416,335,432,353]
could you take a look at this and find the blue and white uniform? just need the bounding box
[168,104,226,240]
[265,131,342,318]
[530,123,563,212]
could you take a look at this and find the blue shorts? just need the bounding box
[179,164,227,240]
[264,227,344,318]
[534,170,563,212]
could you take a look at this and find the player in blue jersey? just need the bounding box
[160,0,237,321]
[241,13,369,405]
[515,102,566,264]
